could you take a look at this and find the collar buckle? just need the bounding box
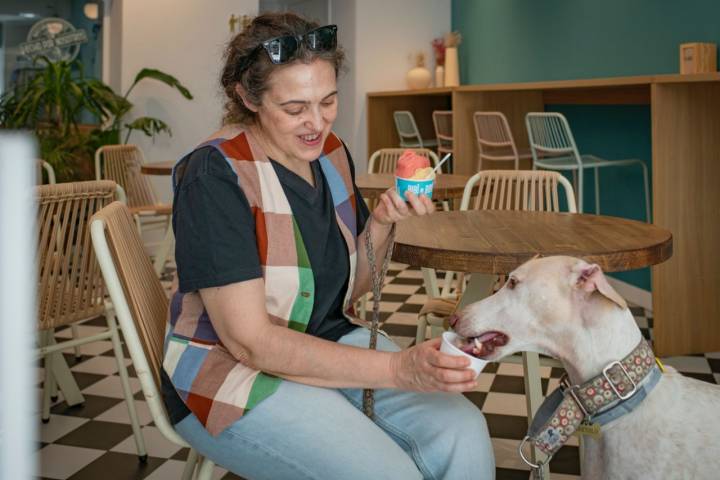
[602,360,637,400]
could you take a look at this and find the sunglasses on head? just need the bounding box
[240,24,337,71]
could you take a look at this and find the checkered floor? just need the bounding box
[37,263,720,480]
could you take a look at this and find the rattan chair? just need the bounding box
[91,201,215,480]
[36,180,146,460]
[367,147,439,174]
[473,111,531,171]
[95,144,173,272]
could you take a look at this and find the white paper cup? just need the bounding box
[440,331,488,378]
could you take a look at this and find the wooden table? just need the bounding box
[140,161,174,176]
[356,173,473,206]
[393,210,673,274]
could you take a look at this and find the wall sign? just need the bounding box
[19,18,88,63]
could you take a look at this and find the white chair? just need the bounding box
[473,111,532,171]
[526,112,650,220]
[432,110,453,172]
[393,111,438,149]
[35,181,146,461]
[91,201,216,480]
[95,144,173,274]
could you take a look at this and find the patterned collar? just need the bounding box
[519,338,661,467]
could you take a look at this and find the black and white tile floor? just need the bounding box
[37,263,720,480]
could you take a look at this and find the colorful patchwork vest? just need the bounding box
[163,131,361,436]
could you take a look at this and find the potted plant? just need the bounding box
[0,57,192,181]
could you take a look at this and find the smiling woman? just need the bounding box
[162,11,494,480]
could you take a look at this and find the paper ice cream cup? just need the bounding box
[440,331,488,378]
[395,176,434,200]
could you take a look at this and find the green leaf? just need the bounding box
[123,116,172,143]
[127,68,193,99]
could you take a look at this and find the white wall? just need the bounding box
[117,0,258,201]
[332,0,450,172]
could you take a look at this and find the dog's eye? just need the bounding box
[507,277,519,289]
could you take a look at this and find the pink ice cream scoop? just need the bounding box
[395,150,431,178]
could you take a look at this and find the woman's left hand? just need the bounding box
[372,189,435,226]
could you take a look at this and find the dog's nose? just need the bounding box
[447,313,459,328]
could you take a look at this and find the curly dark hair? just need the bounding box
[220,12,345,125]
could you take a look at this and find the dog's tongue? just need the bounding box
[477,332,501,343]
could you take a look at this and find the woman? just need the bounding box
[162,12,494,480]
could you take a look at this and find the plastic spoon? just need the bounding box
[433,153,452,174]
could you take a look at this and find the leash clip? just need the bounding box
[518,436,550,479]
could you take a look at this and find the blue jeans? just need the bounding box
[175,327,495,479]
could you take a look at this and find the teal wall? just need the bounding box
[452,0,720,291]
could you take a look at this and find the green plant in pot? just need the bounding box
[0,57,192,181]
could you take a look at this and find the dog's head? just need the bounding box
[450,255,628,361]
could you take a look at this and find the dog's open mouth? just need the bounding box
[455,331,509,358]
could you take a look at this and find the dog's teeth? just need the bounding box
[473,338,484,355]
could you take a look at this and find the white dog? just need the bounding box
[450,256,720,480]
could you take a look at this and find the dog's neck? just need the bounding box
[558,297,642,385]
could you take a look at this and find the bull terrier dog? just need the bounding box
[450,256,720,480]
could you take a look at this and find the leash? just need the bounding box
[362,215,396,419]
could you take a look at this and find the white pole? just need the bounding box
[0,133,37,480]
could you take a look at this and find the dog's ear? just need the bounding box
[575,263,627,310]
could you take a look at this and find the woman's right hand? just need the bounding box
[390,337,479,392]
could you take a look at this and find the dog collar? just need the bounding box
[520,338,660,466]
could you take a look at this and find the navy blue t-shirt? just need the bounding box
[161,144,370,424]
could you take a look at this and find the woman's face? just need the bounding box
[252,58,338,164]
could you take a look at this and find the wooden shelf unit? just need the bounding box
[367,73,720,356]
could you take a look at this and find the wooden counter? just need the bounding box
[367,73,720,356]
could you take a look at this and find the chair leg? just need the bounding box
[577,168,584,213]
[640,161,651,222]
[106,305,147,462]
[195,456,216,480]
[593,167,600,215]
[40,330,53,423]
[71,324,83,360]
[523,351,547,475]
[181,449,198,480]
[152,216,175,276]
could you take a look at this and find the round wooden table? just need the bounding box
[356,173,473,199]
[140,161,175,175]
[393,209,673,274]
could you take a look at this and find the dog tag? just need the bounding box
[575,422,602,439]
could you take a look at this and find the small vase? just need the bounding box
[444,47,460,87]
[406,66,432,90]
[435,65,445,88]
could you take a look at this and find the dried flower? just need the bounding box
[431,37,446,66]
[445,31,462,48]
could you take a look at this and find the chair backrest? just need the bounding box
[90,201,187,446]
[432,110,454,154]
[393,110,424,147]
[367,148,439,174]
[37,160,56,184]
[525,112,582,167]
[95,144,157,208]
[460,169,577,213]
[473,112,520,170]
[36,180,118,330]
